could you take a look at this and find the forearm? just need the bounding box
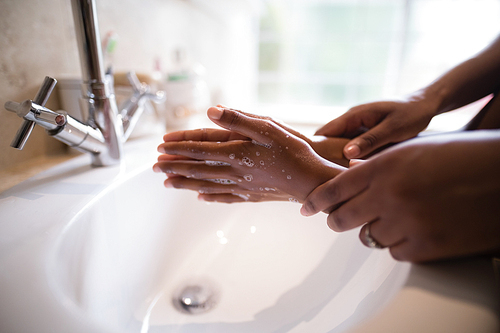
[413,35,500,115]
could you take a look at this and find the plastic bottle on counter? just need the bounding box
[163,48,211,130]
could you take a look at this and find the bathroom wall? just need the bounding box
[0,0,259,172]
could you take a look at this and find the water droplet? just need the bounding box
[242,156,255,167]
[205,161,230,166]
[229,154,235,159]
[260,160,265,166]
[252,140,272,149]
[208,179,236,185]
[287,175,292,180]
[289,198,299,203]
[256,152,260,156]
[243,174,253,182]
[234,193,249,201]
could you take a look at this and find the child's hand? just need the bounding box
[154,107,345,203]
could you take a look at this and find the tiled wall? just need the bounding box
[0,0,259,171]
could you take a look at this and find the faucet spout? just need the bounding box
[71,0,123,166]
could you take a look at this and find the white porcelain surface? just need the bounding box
[0,138,498,333]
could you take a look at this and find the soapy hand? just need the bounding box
[154,106,346,203]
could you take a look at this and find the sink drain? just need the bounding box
[173,279,220,315]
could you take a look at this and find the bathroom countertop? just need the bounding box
[0,151,82,194]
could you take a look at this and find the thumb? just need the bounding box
[344,125,391,159]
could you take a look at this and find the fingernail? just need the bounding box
[327,217,339,232]
[344,144,360,159]
[300,205,312,217]
[157,146,166,154]
[153,165,161,173]
[207,107,224,120]
[349,158,365,168]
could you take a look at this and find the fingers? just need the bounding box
[325,189,377,232]
[314,114,349,137]
[164,176,239,193]
[207,106,288,147]
[348,159,365,167]
[358,220,406,250]
[164,177,253,203]
[163,128,247,143]
[198,193,251,203]
[164,177,289,204]
[154,159,238,181]
[199,192,289,203]
[315,102,400,159]
[300,161,372,217]
[342,122,393,159]
[157,139,249,162]
[157,154,192,162]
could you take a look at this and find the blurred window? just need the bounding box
[258,0,500,123]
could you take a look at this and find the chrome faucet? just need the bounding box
[4,0,165,166]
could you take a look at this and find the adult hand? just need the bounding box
[315,98,437,159]
[301,130,500,262]
[154,106,345,203]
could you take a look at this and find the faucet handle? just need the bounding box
[33,76,57,106]
[9,76,57,150]
[126,71,144,93]
[126,71,166,103]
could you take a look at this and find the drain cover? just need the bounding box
[173,279,220,315]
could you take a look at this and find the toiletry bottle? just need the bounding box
[163,48,210,130]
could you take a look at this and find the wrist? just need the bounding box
[407,83,449,117]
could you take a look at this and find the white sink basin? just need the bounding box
[50,166,407,333]
[0,138,497,333]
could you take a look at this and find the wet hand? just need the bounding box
[154,107,345,203]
